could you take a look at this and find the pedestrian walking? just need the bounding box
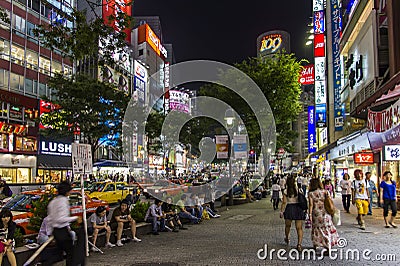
[47,181,80,266]
[380,171,397,228]
[308,178,339,252]
[365,172,377,215]
[351,169,370,230]
[339,173,352,213]
[280,175,306,251]
[271,181,281,210]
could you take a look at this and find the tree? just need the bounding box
[34,2,133,156]
[199,53,304,152]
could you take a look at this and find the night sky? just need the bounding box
[133,0,313,64]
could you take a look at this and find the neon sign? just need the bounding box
[259,34,282,53]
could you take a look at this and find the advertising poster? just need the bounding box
[314,10,325,34]
[216,135,229,159]
[134,60,148,103]
[169,90,190,113]
[299,64,315,85]
[233,135,248,159]
[316,104,327,128]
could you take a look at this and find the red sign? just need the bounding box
[354,153,374,164]
[0,122,27,135]
[102,0,132,43]
[367,97,400,133]
[299,64,315,85]
[314,34,325,57]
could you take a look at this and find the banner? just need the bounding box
[367,97,400,133]
[215,135,229,159]
[331,0,343,131]
[233,135,248,159]
[308,106,316,153]
[72,143,93,174]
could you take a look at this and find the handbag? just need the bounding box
[297,189,308,210]
[324,191,335,216]
[332,209,341,226]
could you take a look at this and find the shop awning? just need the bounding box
[93,160,128,168]
[373,84,400,106]
[37,155,72,169]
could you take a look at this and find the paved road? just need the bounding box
[87,195,400,266]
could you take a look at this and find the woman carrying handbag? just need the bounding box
[308,178,339,252]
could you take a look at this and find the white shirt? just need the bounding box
[339,179,352,195]
[47,195,77,231]
[301,177,309,186]
[351,179,370,199]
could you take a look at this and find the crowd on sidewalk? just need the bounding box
[273,169,397,255]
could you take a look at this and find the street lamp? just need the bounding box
[224,108,235,206]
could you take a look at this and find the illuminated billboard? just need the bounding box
[257,30,290,57]
[137,24,167,58]
[133,60,148,104]
[169,90,190,113]
[299,64,314,85]
[102,0,132,43]
[308,106,316,153]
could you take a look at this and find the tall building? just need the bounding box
[0,0,76,184]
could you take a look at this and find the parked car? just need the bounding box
[143,179,188,199]
[2,190,109,235]
[88,182,130,204]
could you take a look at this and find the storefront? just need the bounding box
[329,132,378,185]
[37,137,73,183]
[381,145,400,193]
[0,90,39,183]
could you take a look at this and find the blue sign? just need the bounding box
[134,76,146,103]
[315,104,327,128]
[308,106,317,153]
[314,10,325,34]
[331,0,343,131]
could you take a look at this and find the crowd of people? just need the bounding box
[274,169,397,254]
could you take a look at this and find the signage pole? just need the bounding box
[81,163,89,257]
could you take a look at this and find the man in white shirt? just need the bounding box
[351,169,370,230]
[47,181,80,266]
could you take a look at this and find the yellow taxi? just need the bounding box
[88,182,131,204]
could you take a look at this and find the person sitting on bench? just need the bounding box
[88,206,115,252]
[110,199,141,246]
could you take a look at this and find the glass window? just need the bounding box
[104,184,115,192]
[63,65,72,77]
[25,78,34,94]
[39,83,46,96]
[14,15,26,33]
[0,134,8,152]
[0,39,10,60]
[26,22,36,38]
[39,56,51,75]
[9,73,21,91]
[15,136,37,152]
[10,44,25,65]
[0,102,7,118]
[0,69,9,89]
[51,61,62,75]
[0,10,10,30]
[28,0,40,13]
[24,107,38,120]
[16,168,31,183]
[26,50,38,70]
[17,0,27,6]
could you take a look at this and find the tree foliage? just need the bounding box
[34,2,133,154]
[199,53,304,152]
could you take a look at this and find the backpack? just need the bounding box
[297,188,308,210]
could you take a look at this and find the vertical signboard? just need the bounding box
[314,34,325,57]
[102,0,132,43]
[299,64,315,85]
[215,135,229,159]
[134,60,147,104]
[308,106,317,153]
[331,0,343,131]
[72,143,93,174]
[314,10,325,34]
[233,135,248,159]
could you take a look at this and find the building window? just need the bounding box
[25,78,34,95]
[51,61,62,76]
[15,136,37,152]
[28,0,41,13]
[0,134,8,151]
[0,39,10,60]
[10,44,25,66]
[0,10,10,30]
[138,49,143,56]
[39,82,46,97]
[39,56,51,75]
[26,49,38,70]
[63,65,72,77]
[9,73,23,92]
[9,105,23,121]
[0,69,9,89]
[13,15,26,35]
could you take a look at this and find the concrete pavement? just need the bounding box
[85,195,399,266]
